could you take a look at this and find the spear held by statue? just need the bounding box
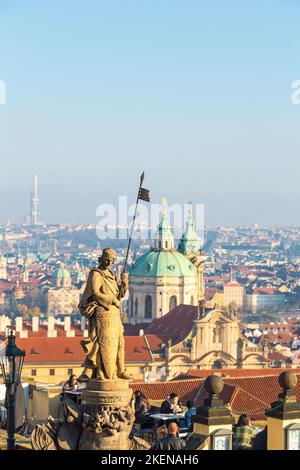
[120,172,150,293]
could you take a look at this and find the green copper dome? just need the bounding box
[130,250,196,277]
[55,262,71,279]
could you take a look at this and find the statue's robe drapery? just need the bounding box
[79,268,126,379]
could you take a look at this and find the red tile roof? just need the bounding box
[123,336,153,363]
[15,335,152,364]
[130,379,204,403]
[145,334,165,354]
[18,337,84,363]
[267,352,289,362]
[146,304,199,345]
[253,287,278,295]
[262,332,296,344]
[182,368,288,379]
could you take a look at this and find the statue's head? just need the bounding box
[98,247,117,269]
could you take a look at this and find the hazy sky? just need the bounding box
[0,0,300,226]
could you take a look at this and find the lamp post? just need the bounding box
[0,330,25,450]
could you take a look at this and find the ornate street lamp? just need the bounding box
[0,330,25,450]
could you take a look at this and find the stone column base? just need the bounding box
[31,378,151,451]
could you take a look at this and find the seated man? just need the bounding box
[155,422,186,450]
[160,393,183,414]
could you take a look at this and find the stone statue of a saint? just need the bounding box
[78,248,130,382]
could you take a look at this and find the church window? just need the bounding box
[212,360,223,369]
[134,298,138,316]
[145,295,152,319]
[169,295,177,311]
[190,296,194,305]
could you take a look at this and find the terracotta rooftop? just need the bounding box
[252,287,278,295]
[145,334,166,354]
[130,378,204,403]
[261,332,297,345]
[10,335,153,364]
[179,368,295,379]
[146,304,199,345]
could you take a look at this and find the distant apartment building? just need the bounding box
[47,287,81,315]
[223,282,245,309]
[211,282,245,309]
[247,287,285,313]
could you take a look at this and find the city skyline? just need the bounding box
[0,1,300,226]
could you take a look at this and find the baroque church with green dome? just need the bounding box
[128,201,202,323]
[47,262,82,315]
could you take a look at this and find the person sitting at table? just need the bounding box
[160,393,183,414]
[184,400,197,431]
[155,422,186,450]
[63,374,78,392]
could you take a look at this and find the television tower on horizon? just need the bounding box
[30,173,40,226]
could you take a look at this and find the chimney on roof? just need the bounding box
[16,316,23,333]
[0,315,10,333]
[64,316,71,332]
[47,315,57,337]
[32,316,39,332]
[64,316,75,337]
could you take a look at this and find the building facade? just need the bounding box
[47,263,81,315]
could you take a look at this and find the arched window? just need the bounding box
[212,360,223,369]
[134,298,138,316]
[169,295,177,312]
[190,295,194,305]
[145,295,152,319]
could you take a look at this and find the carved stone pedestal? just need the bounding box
[31,379,150,451]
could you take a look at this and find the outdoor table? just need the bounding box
[149,412,186,441]
[63,389,83,405]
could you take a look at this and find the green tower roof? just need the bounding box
[178,206,201,255]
